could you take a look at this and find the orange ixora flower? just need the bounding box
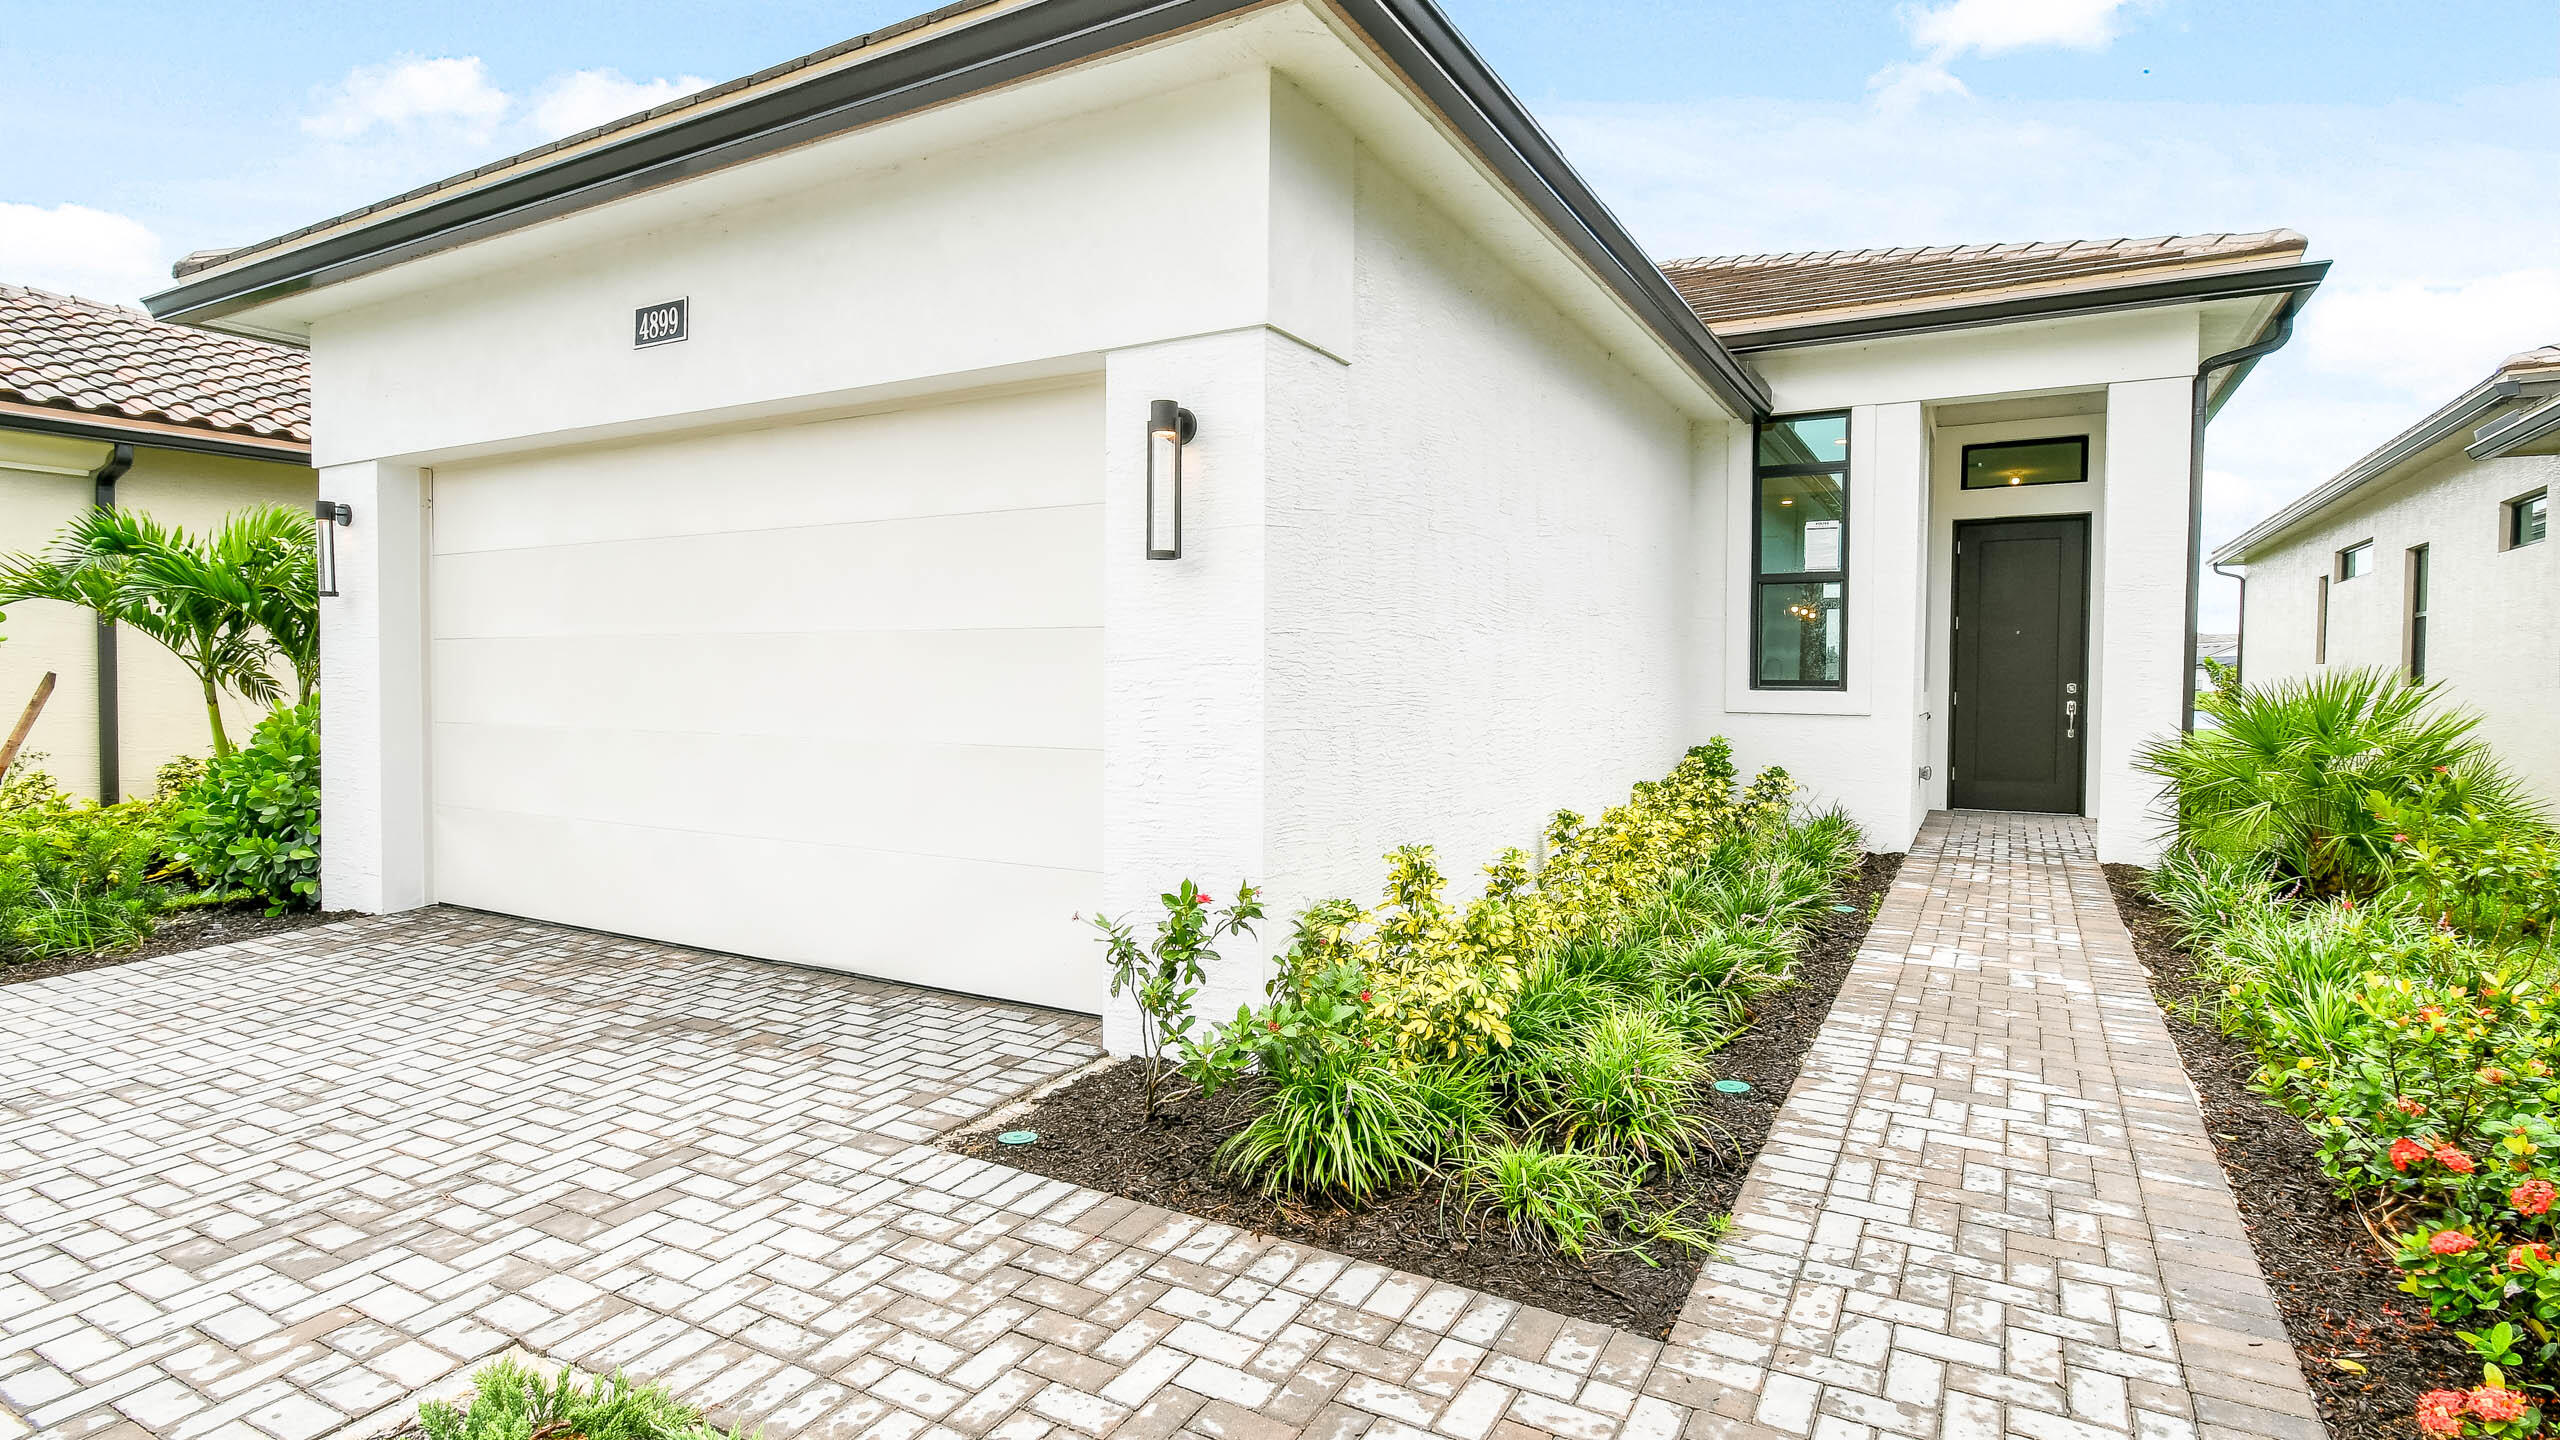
[2430,1230,2480,1256]
[2469,1388,2529,1425]
[2507,1243,2553,1272]
[2396,1096,2429,1117]
[2392,1137,2433,1171]
[2437,1147,2480,1175]
[2512,1180,2557,1217]
[2418,1391,2470,1436]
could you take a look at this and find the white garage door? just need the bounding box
[426,383,1103,1012]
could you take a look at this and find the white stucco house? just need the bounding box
[2213,343,2559,804]
[145,0,2325,1024]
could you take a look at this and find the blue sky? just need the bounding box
[5,1,2557,627]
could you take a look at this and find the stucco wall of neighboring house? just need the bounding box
[1258,135,1696,916]
[1704,307,2207,864]
[0,431,312,800]
[2238,447,2560,809]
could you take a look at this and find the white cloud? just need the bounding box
[527,69,711,142]
[2300,271,2560,400]
[0,201,166,304]
[301,55,509,143]
[1902,0,2144,58]
[1871,0,2150,109]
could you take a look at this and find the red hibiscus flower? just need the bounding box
[2391,1137,2432,1172]
[2469,1387,2529,1424]
[2513,1180,2556,1216]
[2430,1231,2479,1256]
[2437,1147,2479,1175]
[2417,1391,2470,1436]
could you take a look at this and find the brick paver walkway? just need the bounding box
[1669,812,2320,1440]
[0,814,2317,1440]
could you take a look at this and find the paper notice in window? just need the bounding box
[1803,519,1841,572]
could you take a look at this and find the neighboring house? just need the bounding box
[2194,632,2238,694]
[0,284,315,801]
[144,0,2322,1027]
[2213,344,2560,804]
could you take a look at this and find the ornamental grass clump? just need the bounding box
[415,1357,747,1440]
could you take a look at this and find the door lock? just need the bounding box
[2066,698,2080,740]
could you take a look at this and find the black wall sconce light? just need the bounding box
[314,500,352,597]
[1146,399,1198,560]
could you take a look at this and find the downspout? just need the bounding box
[2185,293,2304,733]
[2210,557,2247,688]
[90,443,133,800]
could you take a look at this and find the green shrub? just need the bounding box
[0,771,169,964]
[169,700,321,913]
[1457,1142,1637,1257]
[417,1357,746,1440]
[2137,669,2542,897]
[1216,1051,1435,1203]
[1525,1006,1711,1171]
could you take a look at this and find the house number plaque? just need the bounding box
[633,298,688,348]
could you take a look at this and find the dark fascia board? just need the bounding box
[1718,261,2332,354]
[0,409,311,466]
[2212,378,2544,564]
[2469,391,2560,460]
[143,0,1771,420]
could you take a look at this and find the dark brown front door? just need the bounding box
[1950,515,2089,813]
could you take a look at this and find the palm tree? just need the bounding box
[0,506,313,756]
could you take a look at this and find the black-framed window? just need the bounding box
[2336,540,2373,580]
[2407,544,2430,680]
[1960,435,2087,490]
[2511,489,2549,549]
[1753,412,1848,689]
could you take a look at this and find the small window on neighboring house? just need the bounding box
[2315,574,2331,664]
[1960,436,2088,490]
[2407,545,2429,681]
[1752,413,1850,690]
[2512,489,2550,549]
[2337,540,2373,580]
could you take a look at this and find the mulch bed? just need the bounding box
[1,903,349,988]
[2103,864,2471,1440]
[952,851,1904,1337]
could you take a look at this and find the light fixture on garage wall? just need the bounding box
[1146,399,1198,561]
[313,500,352,597]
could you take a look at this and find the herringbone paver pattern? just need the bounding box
[1666,812,2320,1440]
[0,815,2316,1440]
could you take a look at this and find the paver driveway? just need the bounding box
[0,911,1704,1440]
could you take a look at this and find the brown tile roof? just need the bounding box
[0,284,309,448]
[1662,230,2311,337]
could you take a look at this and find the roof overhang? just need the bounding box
[2214,371,2560,564]
[1715,260,2331,355]
[0,399,311,465]
[143,0,1769,419]
[2469,391,2560,460]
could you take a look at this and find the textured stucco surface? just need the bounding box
[2238,446,2560,809]
[1261,142,1698,913]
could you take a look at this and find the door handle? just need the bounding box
[2066,698,2080,740]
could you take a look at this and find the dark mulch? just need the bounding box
[953,851,1904,1336]
[1,903,349,988]
[2104,863,2471,1440]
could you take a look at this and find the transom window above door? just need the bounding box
[1960,436,2087,490]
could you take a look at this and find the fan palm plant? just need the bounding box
[0,506,314,756]
[2136,668,2539,897]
